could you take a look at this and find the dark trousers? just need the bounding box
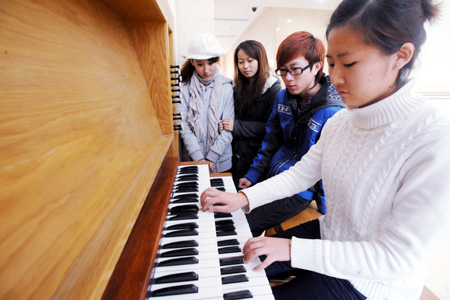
[245,194,311,237]
[265,220,367,300]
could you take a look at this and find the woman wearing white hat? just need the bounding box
[178,33,234,173]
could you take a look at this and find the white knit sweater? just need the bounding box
[243,80,450,300]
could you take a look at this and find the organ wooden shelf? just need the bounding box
[0,0,176,299]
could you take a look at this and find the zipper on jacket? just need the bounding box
[268,124,301,177]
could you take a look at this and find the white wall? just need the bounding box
[175,0,214,66]
[413,0,450,97]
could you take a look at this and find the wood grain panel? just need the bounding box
[0,0,173,299]
[102,157,179,300]
[102,0,166,22]
[127,21,173,136]
[54,135,172,300]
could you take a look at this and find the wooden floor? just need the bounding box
[264,203,440,300]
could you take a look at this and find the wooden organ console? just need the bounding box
[0,1,273,299]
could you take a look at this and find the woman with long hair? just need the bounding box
[220,40,281,187]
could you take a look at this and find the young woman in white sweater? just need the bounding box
[200,0,450,299]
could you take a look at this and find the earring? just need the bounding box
[396,63,399,68]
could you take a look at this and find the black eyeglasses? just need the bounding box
[275,64,311,76]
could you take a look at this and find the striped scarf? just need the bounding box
[188,70,223,155]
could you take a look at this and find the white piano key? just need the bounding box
[147,284,223,300]
[152,266,219,281]
[150,275,221,291]
[153,257,220,275]
[156,251,219,264]
[222,278,273,296]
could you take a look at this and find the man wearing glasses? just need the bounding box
[239,31,344,237]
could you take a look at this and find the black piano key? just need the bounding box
[218,246,241,255]
[174,182,198,188]
[169,204,199,213]
[154,271,199,284]
[174,184,198,189]
[178,166,198,169]
[172,193,198,199]
[168,214,198,221]
[161,240,198,249]
[168,211,199,217]
[163,229,199,237]
[215,220,235,226]
[173,183,198,188]
[223,290,253,300]
[220,257,244,266]
[160,248,199,258]
[178,166,198,170]
[176,175,199,182]
[177,167,198,174]
[216,230,237,237]
[214,212,233,218]
[220,265,246,275]
[216,187,226,192]
[216,224,236,231]
[173,187,199,193]
[149,284,198,297]
[217,239,239,247]
[210,179,224,187]
[158,256,199,267]
[166,222,198,231]
[221,274,249,285]
[210,183,224,188]
[172,197,198,204]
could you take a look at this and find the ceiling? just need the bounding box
[214,0,341,53]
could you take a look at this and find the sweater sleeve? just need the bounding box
[178,83,204,161]
[242,134,324,210]
[206,83,234,163]
[292,136,450,282]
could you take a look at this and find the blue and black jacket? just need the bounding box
[244,75,344,214]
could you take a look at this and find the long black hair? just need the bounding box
[233,40,270,116]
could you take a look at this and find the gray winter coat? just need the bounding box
[178,74,234,172]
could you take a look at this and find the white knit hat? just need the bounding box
[185,33,224,59]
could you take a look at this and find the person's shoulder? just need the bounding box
[262,75,282,94]
[219,75,234,96]
[266,75,280,87]
[219,74,233,85]
[181,81,190,88]
[320,74,344,107]
[275,88,288,102]
[315,105,344,118]
[270,76,282,92]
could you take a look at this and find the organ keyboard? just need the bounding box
[147,164,274,300]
